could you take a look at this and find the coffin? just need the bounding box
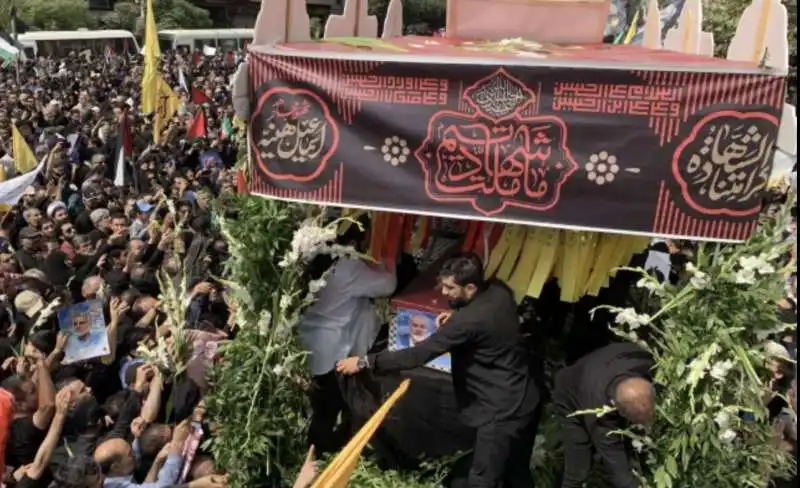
[247,36,786,242]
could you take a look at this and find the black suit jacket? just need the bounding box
[369,283,539,427]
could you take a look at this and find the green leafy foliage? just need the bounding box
[368,0,446,34]
[10,0,94,31]
[205,195,311,488]
[99,0,213,33]
[703,0,797,102]
[601,200,797,488]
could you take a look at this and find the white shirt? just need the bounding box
[298,258,396,376]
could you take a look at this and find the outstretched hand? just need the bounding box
[292,446,318,488]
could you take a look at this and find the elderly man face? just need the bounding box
[72,312,93,339]
[409,315,431,345]
[82,276,105,300]
[23,208,43,228]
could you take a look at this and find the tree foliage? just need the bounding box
[367,0,446,34]
[2,0,94,31]
[703,0,797,103]
[100,0,213,33]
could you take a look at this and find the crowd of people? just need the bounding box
[0,41,796,488]
[0,48,286,488]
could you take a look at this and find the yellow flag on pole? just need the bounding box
[311,380,411,488]
[140,0,161,115]
[154,76,181,144]
[11,125,38,175]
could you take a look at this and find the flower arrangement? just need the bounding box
[592,199,797,488]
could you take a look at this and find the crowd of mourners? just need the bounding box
[0,48,256,488]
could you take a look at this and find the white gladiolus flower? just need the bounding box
[739,255,775,275]
[259,310,272,336]
[614,308,651,330]
[631,439,645,453]
[272,364,285,376]
[734,268,756,285]
[281,222,338,267]
[636,278,661,293]
[685,262,710,290]
[690,274,710,290]
[709,360,735,381]
[308,278,327,294]
[713,410,732,430]
[279,295,292,311]
[718,429,737,444]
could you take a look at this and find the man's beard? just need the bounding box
[449,297,471,310]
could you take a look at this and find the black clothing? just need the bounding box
[553,342,654,488]
[15,474,48,488]
[368,283,539,487]
[74,210,95,235]
[369,283,539,428]
[307,370,351,456]
[15,249,41,272]
[467,415,537,488]
[6,417,47,467]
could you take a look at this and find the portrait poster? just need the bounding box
[390,309,451,373]
[57,300,109,364]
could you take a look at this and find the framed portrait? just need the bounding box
[57,300,109,364]
[389,308,451,373]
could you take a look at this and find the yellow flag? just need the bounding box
[140,0,161,114]
[11,126,38,175]
[312,380,411,488]
[154,76,180,144]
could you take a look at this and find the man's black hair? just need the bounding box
[52,454,102,488]
[28,329,56,356]
[0,375,27,403]
[439,252,486,289]
[139,423,172,458]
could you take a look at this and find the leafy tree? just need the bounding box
[2,0,95,31]
[368,0,446,34]
[703,0,797,103]
[100,0,213,33]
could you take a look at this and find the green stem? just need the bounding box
[650,287,694,323]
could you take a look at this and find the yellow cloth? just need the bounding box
[153,76,181,144]
[140,0,161,115]
[312,380,411,488]
[11,126,38,175]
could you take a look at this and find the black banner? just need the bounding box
[248,49,785,241]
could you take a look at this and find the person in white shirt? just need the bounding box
[297,216,396,455]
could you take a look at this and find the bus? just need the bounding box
[17,30,139,58]
[157,29,254,53]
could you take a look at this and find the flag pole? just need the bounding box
[11,0,19,85]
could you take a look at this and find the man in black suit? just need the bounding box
[553,342,655,488]
[337,252,539,488]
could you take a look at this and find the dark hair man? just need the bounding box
[337,252,539,487]
[552,342,655,488]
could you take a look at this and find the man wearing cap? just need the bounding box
[15,227,43,271]
[13,290,46,322]
[129,201,154,240]
[47,201,69,224]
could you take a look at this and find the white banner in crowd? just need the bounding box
[0,160,45,208]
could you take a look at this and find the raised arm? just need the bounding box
[102,297,131,365]
[25,389,71,480]
[140,367,164,423]
[32,359,56,430]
